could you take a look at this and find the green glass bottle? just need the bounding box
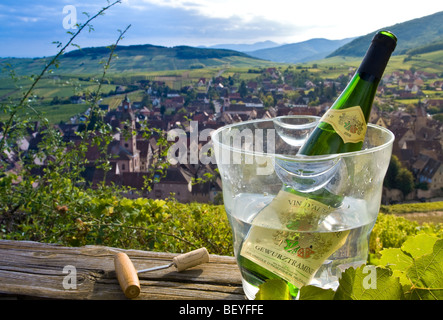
[238,31,397,299]
[298,30,397,155]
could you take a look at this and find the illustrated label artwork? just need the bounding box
[240,190,349,288]
[320,106,367,143]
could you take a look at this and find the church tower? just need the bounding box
[118,95,140,172]
[415,101,427,135]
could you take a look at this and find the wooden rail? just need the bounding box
[0,240,245,300]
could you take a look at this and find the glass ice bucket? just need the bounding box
[211,116,394,299]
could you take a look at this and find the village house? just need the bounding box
[371,115,389,128]
[404,83,420,93]
[6,64,443,205]
[415,156,443,198]
[136,137,156,172]
[197,78,206,87]
[382,101,443,201]
[115,85,126,94]
[246,81,258,93]
[243,97,264,108]
[426,99,443,108]
[146,165,221,203]
[70,95,85,104]
[431,80,443,90]
[73,96,222,203]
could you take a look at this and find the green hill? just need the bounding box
[247,38,354,63]
[405,40,443,55]
[328,11,443,57]
[0,44,273,76]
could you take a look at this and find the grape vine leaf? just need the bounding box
[380,248,413,271]
[333,265,404,300]
[379,234,442,300]
[298,285,335,300]
[406,238,443,300]
[401,234,438,258]
[379,248,413,288]
[255,235,442,300]
[254,279,292,300]
[299,266,404,300]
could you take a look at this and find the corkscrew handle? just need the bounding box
[114,252,140,299]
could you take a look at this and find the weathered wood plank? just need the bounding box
[0,240,245,300]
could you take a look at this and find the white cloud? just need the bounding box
[1,0,443,56]
[18,16,40,23]
[127,0,443,42]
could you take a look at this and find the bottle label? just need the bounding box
[320,106,367,144]
[240,190,349,288]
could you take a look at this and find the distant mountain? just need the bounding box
[63,44,253,61]
[201,41,280,52]
[0,44,272,75]
[329,11,443,57]
[4,10,443,76]
[246,38,355,63]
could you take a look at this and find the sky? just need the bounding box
[1,0,443,57]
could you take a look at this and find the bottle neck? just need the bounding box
[357,71,380,84]
[357,37,395,81]
[340,70,379,122]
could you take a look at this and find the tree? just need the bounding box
[184,88,196,106]
[140,94,152,108]
[285,91,301,103]
[238,81,248,98]
[259,92,274,108]
[384,155,414,196]
[384,155,401,189]
[396,168,414,196]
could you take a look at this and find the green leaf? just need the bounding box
[391,269,412,290]
[334,266,404,300]
[406,239,443,300]
[401,234,438,259]
[254,279,292,300]
[379,234,442,295]
[299,285,335,300]
[380,248,413,271]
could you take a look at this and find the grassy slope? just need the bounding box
[1,48,442,123]
[0,45,276,76]
[328,11,443,57]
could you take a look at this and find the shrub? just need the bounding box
[369,213,442,254]
[1,193,233,256]
[380,201,443,214]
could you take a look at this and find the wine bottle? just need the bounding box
[238,31,397,298]
[298,30,397,155]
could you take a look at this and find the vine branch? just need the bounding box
[0,0,122,153]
